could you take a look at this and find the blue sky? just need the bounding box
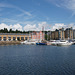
[0,0,75,31]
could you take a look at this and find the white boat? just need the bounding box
[21,40,27,44]
[21,40,37,45]
[50,40,56,45]
[50,40,60,45]
[56,40,73,46]
[50,40,73,46]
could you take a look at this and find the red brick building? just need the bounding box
[31,31,45,41]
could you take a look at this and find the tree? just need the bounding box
[4,28,8,33]
[9,29,12,33]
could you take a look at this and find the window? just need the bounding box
[25,37,27,40]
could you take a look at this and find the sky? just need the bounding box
[0,0,75,31]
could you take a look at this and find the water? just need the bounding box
[0,45,75,75]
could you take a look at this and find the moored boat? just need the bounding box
[56,40,73,46]
[50,40,60,45]
[50,40,73,46]
[21,40,37,45]
[36,42,47,45]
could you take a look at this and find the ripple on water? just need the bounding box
[0,45,75,75]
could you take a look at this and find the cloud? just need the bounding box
[50,23,75,31]
[0,23,23,31]
[17,13,25,17]
[12,24,23,31]
[23,22,47,31]
[0,22,75,32]
[0,22,48,31]
[1,18,37,25]
[1,18,18,23]
[38,22,49,30]
[0,23,10,30]
[47,0,75,16]
[68,23,75,29]
[56,4,61,7]
[0,3,32,16]
[23,22,49,31]
[51,23,66,31]
[24,24,37,31]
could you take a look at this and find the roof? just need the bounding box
[0,33,29,35]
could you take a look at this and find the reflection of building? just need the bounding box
[65,27,73,40]
[31,31,45,41]
[0,33,31,41]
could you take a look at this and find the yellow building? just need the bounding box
[51,28,65,40]
[0,33,31,41]
[59,28,65,40]
[54,30,59,40]
[51,31,55,40]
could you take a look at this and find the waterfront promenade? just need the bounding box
[0,41,21,45]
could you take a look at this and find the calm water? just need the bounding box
[0,45,75,75]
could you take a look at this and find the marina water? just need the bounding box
[0,45,75,75]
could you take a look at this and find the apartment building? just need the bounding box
[54,29,59,40]
[47,27,73,40]
[65,27,73,40]
[51,31,55,40]
[31,31,45,41]
[59,28,65,40]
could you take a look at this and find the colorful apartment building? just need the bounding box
[31,31,45,41]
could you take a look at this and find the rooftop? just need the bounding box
[0,33,29,35]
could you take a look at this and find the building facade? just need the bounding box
[48,27,73,40]
[50,28,65,40]
[73,30,75,39]
[59,28,65,40]
[51,31,55,40]
[0,33,31,41]
[54,30,59,40]
[31,31,45,41]
[65,27,73,40]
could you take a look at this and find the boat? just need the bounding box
[36,40,47,45]
[56,40,73,46]
[50,40,60,45]
[36,43,47,45]
[21,40,27,44]
[71,40,75,45]
[21,40,37,45]
[50,40,73,46]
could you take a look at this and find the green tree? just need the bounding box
[4,28,8,33]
